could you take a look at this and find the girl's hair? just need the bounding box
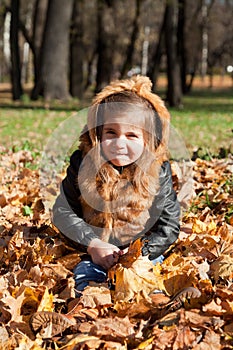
[92,91,163,195]
[96,91,162,152]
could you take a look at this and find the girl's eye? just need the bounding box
[127,133,138,138]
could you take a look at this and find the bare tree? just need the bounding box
[70,0,84,99]
[120,0,143,78]
[31,0,48,94]
[10,0,23,100]
[148,4,167,91]
[177,0,188,93]
[95,0,116,92]
[32,0,73,100]
[164,0,182,107]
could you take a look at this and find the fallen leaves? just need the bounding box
[0,148,233,349]
[109,246,161,302]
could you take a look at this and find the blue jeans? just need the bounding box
[73,255,164,296]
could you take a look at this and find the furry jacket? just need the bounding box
[52,76,180,260]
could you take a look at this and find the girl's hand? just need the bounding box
[87,238,123,270]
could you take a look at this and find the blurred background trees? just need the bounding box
[0,0,232,106]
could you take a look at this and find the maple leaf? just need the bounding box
[109,240,162,302]
[2,150,233,348]
[210,255,233,282]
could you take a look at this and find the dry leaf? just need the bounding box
[79,285,112,308]
[1,150,233,348]
[192,330,221,350]
[210,255,233,281]
[109,255,161,302]
[90,316,135,342]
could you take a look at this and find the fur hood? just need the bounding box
[77,76,171,246]
[79,75,170,160]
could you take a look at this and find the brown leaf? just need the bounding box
[90,316,135,342]
[173,326,197,350]
[202,298,225,316]
[0,194,7,207]
[117,238,142,268]
[56,252,81,270]
[224,322,233,336]
[210,254,233,281]
[30,311,76,338]
[79,286,112,308]
[114,295,153,318]
[192,330,221,350]
[0,326,9,343]
[185,310,224,329]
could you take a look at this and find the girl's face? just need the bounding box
[101,114,145,167]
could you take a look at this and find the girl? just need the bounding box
[52,75,181,294]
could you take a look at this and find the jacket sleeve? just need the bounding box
[52,150,99,249]
[141,161,180,260]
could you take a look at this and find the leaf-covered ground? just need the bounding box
[0,147,233,349]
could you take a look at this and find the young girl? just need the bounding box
[52,75,181,295]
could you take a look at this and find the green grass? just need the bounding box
[0,88,232,158]
[0,107,86,152]
[170,89,233,157]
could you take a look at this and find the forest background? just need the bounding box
[0,1,233,348]
[0,0,232,155]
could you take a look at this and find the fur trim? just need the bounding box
[90,75,170,154]
[78,154,158,245]
[77,76,170,245]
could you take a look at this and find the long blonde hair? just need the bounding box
[80,91,165,197]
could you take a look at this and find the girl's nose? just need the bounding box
[114,136,126,149]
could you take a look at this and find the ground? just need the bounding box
[0,147,232,349]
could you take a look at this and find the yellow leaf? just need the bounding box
[210,255,233,282]
[59,334,101,350]
[20,287,40,318]
[192,219,216,234]
[161,271,198,296]
[37,287,54,312]
[137,336,155,349]
[109,256,161,302]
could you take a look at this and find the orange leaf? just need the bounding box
[117,238,142,268]
[109,255,162,302]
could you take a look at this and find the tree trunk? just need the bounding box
[95,0,115,93]
[32,0,73,100]
[70,0,84,99]
[165,0,182,107]
[120,0,142,78]
[177,0,188,94]
[148,6,167,91]
[31,0,48,96]
[10,0,23,100]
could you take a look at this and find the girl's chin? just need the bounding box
[110,159,130,167]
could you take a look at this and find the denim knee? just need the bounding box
[151,255,164,265]
[73,260,107,295]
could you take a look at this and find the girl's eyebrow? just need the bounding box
[103,125,116,131]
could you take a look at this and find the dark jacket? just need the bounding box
[52,150,180,260]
